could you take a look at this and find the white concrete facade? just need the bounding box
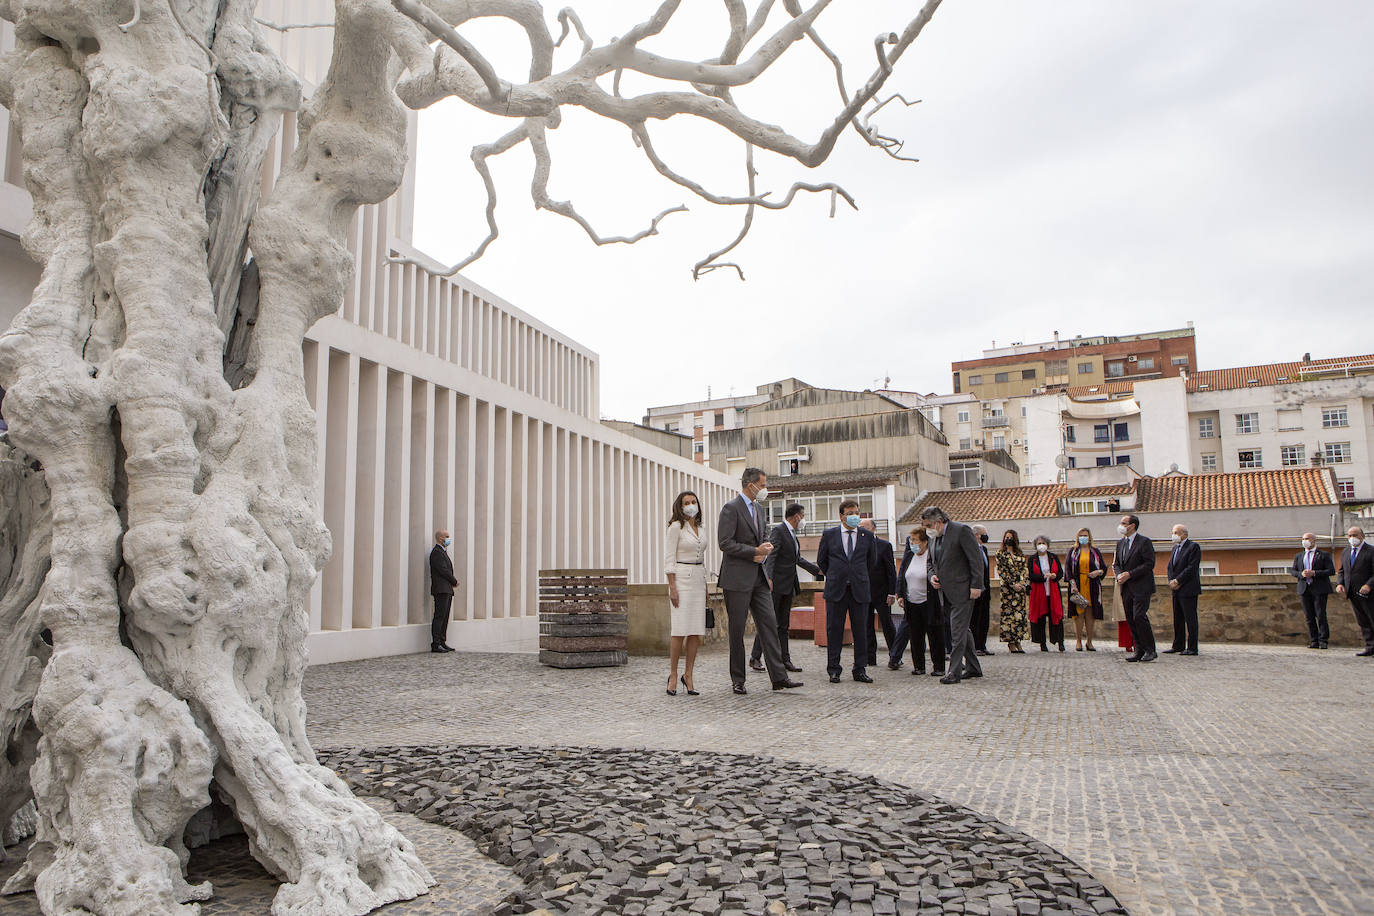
[0,10,737,664]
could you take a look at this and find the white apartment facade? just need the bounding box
[0,7,736,663]
[644,378,810,464]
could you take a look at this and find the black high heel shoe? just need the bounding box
[680,675,699,696]
[666,677,677,696]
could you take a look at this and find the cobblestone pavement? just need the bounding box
[304,642,1374,916]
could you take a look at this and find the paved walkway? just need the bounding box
[306,641,1374,916]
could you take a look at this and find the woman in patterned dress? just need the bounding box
[996,529,1029,653]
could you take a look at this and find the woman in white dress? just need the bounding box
[665,490,708,696]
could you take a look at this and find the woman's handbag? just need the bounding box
[1069,589,1090,609]
[705,605,716,629]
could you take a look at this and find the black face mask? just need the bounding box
[979,534,989,543]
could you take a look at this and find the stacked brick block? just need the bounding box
[538,569,629,668]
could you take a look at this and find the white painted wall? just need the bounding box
[1135,376,1192,475]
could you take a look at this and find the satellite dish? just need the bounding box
[1054,455,1069,468]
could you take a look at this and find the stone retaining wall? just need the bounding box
[627,575,1362,655]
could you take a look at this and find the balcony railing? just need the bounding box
[981,416,1009,428]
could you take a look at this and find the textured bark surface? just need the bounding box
[0,0,942,912]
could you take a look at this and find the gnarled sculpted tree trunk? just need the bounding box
[0,0,943,913]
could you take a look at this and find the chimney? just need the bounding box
[1303,352,1311,363]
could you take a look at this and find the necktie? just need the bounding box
[846,530,853,557]
[1306,550,1313,570]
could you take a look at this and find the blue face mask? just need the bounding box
[845,515,862,529]
[443,537,452,548]
[1078,536,1089,545]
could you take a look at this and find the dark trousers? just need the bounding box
[431,594,452,646]
[1350,592,1374,650]
[1171,593,1199,652]
[1122,590,1157,655]
[1030,616,1065,649]
[945,590,983,679]
[890,595,944,671]
[1300,592,1330,645]
[825,588,870,677]
[726,576,786,687]
[865,601,898,665]
[751,590,797,665]
[971,592,991,652]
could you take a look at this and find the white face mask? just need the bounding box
[1171,534,1182,544]
[1036,543,1048,554]
[1301,539,1313,549]
[924,528,938,539]
[1117,525,1129,538]
[754,486,769,501]
[682,504,698,518]
[1351,536,1364,549]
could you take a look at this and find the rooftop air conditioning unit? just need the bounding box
[796,445,811,461]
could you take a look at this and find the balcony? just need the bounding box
[981,416,1009,428]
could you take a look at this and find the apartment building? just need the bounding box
[643,378,809,463]
[951,325,1197,399]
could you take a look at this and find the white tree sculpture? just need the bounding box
[0,0,943,913]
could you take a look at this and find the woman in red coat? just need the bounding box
[1027,534,1066,652]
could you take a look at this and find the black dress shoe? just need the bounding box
[911,668,925,675]
[975,649,991,656]
[829,675,841,683]
[784,662,803,673]
[749,659,766,672]
[929,669,945,677]
[772,679,804,690]
[1318,643,1328,650]
[1039,644,1048,652]
[853,672,874,683]
[732,683,747,695]
[1358,648,1374,657]
[430,644,446,653]
[966,670,983,678]
[1181,650,1198,656]
[1125,653,1142,662]
[887,661,903,670]
[939,673,961,684]
[1163,648,1182,654]
[1138,651,1158,662]
[440,643,455,652]
[1307,642,1319,649]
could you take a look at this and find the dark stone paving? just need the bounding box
[320,744,1127,916]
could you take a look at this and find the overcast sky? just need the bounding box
[410,0,1374,422]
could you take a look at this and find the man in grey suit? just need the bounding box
[719,468,804,694]
[751,503,821,673]
[922,506,985,684]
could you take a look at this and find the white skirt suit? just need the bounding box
[664,520,708,637]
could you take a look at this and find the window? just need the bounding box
[693,441,704,454]
[1199,562,1219,576]
[1337,478,1355,499]
[1045,359,1068,378]
[1067,457,1077,468]
[994,372,1009,383]
[1236,412,1259,435]
[1069,498,1112,514]
[957,408,970,423]
[993,435,1006,450]
[713,411,724,427]
[1064,425,1076,442]
[1115,455,1131,465]
[665,422,679,433]
[1201,453,1217,471]
[1114,421,1129,442]
[1022,369,1036,380]
[1198,417,1214,439]
[1277,409,1303,431]
[1077,361,1093,374]
[1106,362,1125,377]
[1238,449,1262,469]
[1021,405,1028,417]
[959,437,972,450]
[990,407,1004,418]
[1171,356,1189,366]
[953,374,961,394]
[1137,357,1155,370]
[1259,562,1291,575]
[1280,445,1306,466]
[1096,457,1112,467]
[769,500,786,524]
[694,415,705,427]
[1324,442,1352,464]
[968,375,983,385]
[1094,424,1109,443]
[950,461,981,490]
[1322,406,1349,428]
[777,458,793,477]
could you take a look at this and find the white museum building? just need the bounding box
[0,6,736,663]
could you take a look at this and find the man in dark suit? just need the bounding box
[816,499,875,683]
[1290,531,1335,649]
[1164,523,1202,656]
[429,529,458,653]
[860,519,898,668]
[922,506,985,683]
[1113,514,1157,662]
[751,502,822,673]
[1336,526,1374,657]
[971,524,994,655]
[718,468,804,694]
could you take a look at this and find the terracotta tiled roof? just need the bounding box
[900,468,1338,524]
[900,485,1068,524]
[773,465,918,494]
[1067,353,1374,399]
[1134,468,1337,512]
